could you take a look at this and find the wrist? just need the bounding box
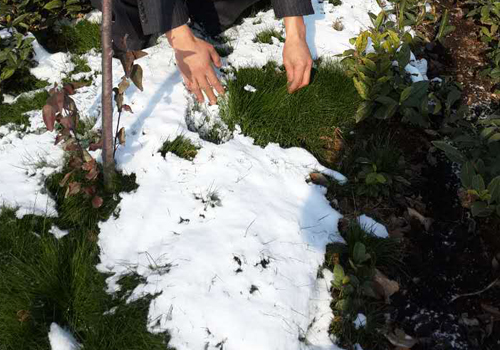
[166,24,196,49]
[284,16,306,41]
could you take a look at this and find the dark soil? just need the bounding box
[329,122,500,349]
[424,0,499,107]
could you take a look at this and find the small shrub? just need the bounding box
[0,90,49,127]
[159,135,200,161]
[325,220,402,350]
[219,60,360,164]
[253,28,284,44]
[433,114,500,217]
[0,0,93,33]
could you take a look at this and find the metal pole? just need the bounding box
[101,0,115,189]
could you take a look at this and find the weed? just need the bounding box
[329,0,343,6]
[159,135,200,161]
[0,90,49,128]
[325,220,402,349]
[253,28,285,44]
[219,60,361,164]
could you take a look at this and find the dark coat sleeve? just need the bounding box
[138,0,190,35]
[271,0,314,18]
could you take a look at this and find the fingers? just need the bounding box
[285,59,313,93]
[208,45,222,68]
[188,81,205,103]
[198,77,218,105]
[207,70,225,96]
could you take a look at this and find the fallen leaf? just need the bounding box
[373,268,399,303]
[309,172,329,187]
[407,207,433,231]
[85,167,99,181]
[59,171,73,187]
[67,182,81,196]
[92,196,103,209]
[385,329,417,348]
[16,310,30,322]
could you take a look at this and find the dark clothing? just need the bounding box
[91,0,314,51]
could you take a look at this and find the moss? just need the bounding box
[219,60,361,164]
[0,90,49,128]
[253,28,285,44]
[62,20,101,55]
[159,135,200,161]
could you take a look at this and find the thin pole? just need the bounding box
[101,0,115,188]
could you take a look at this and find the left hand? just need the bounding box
[283,17,313,93]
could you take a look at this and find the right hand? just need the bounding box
[166,25,225,105]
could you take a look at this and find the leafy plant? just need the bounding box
[0,32,36,99]
[436,9,456,44]
[0,0,92,33]
[433,115,500,217]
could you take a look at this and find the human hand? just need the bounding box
[283,17,313,93]
[166,25,225,104]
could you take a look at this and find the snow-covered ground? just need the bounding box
[0,1,402,349]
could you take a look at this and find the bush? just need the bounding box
[219,60,361,164]
[0,0,92,33]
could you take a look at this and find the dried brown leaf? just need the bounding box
[42,104,56,131]
[67,182,81,196]
[118,77,130,94]
[85,167,99,181]
[122,104,133,113]
[309,172,329,187]
[131,64,144,91]
[89,140,103,151]
[59,171,73,187]
[132,50,148,60]
[118,127,126,145]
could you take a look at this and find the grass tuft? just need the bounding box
[159,135,200,161]
[253,28,284,44]
[62,55,93,85]
[0,90,49,128]
[219,60,361,164]
[214,44,234,58]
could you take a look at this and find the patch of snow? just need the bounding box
[357,215,389,238]
[353,313,367,329]
[30,34,73,85]
[50,225,69,239]
[243,84,257,93]
[0,28,13,39]
[48,323,80,350]
[305,269,343,350]
[83,10,102,24]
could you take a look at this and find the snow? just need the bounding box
[243,84,257,93]
[50,225,69,239]
[353,313,367,329]
[357,215,389,238]
[0,0,393,349]
[48,323,80,350]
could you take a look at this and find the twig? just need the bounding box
[449,278,499,303]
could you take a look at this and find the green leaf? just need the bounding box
[0,67,16,81]
[376,173,387,184]
[472,174,486,192]
[43,0,63,10]
[396,43,411,69]
[361,281,377,298]
[488,176,500,202]
[488,133,500,143]
[353,242,367,264]
[400,86,413,103]
[471,201,494,217]
[355,101,373,123]
[432,141,466,164]
[460,161,476,189]
[353,77,369,100]
[333,264,345,289]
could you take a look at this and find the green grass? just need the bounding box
[329,0,343,6]
[253,28,284,44]
[159,135,200,161]
[214,44,234,58]
[0,166,174,350]
[0,90,49,128]
[219,60,361,164]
